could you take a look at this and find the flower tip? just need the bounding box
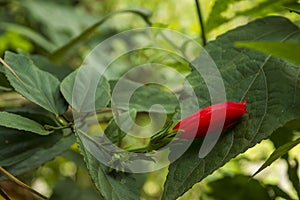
[239,100,247,114]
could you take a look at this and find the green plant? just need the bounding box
[0,0,300,199]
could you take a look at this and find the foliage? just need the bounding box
[0,0,300,200]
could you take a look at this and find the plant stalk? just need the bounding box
[195,0,207,46]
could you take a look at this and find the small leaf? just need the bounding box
[2,51,68,115]
[0,112,51,135]
[236,41,300,66]
[253,138,300,177]
[60,69,110,111]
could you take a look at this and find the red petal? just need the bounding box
[173,101,247,139]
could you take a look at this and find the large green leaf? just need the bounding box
[0,129,75,178]
[60,69,110,111]
[0,129,57,167]
[163,16,300,199]
[77,133,146,200]
[0,126,71,166]
[2,51,68,115]
[0,111,51,135]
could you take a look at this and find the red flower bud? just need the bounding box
[173,101,247,139]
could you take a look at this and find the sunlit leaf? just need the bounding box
[0,22,56,52]
[236,41,300,67]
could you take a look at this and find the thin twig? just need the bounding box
[195,0,207,46]
[0,185,11,200]
[0,57,28,91]
[0,167,48,200]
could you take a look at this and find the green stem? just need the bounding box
[55,115,69,126]
[195,0,207,46]
[44,122,73,131]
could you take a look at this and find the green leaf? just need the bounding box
[163,16,300,199]
[76,132,146,200]
[0,127,56,166]
[253,138,300,177]
[270,127,294,149]
[2,51,68,115]
[4,106,59,126]
[235,41,300,66]
[205,0,237,32]
[286,5,300,15]
[60,69,110,111]
[49,8,152,62]
[0,72,11,92]
[0,112,51,135]
[206,0,296,33]
[236,0,297,17]
[0,130,75,178]
[31,55,74,81]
